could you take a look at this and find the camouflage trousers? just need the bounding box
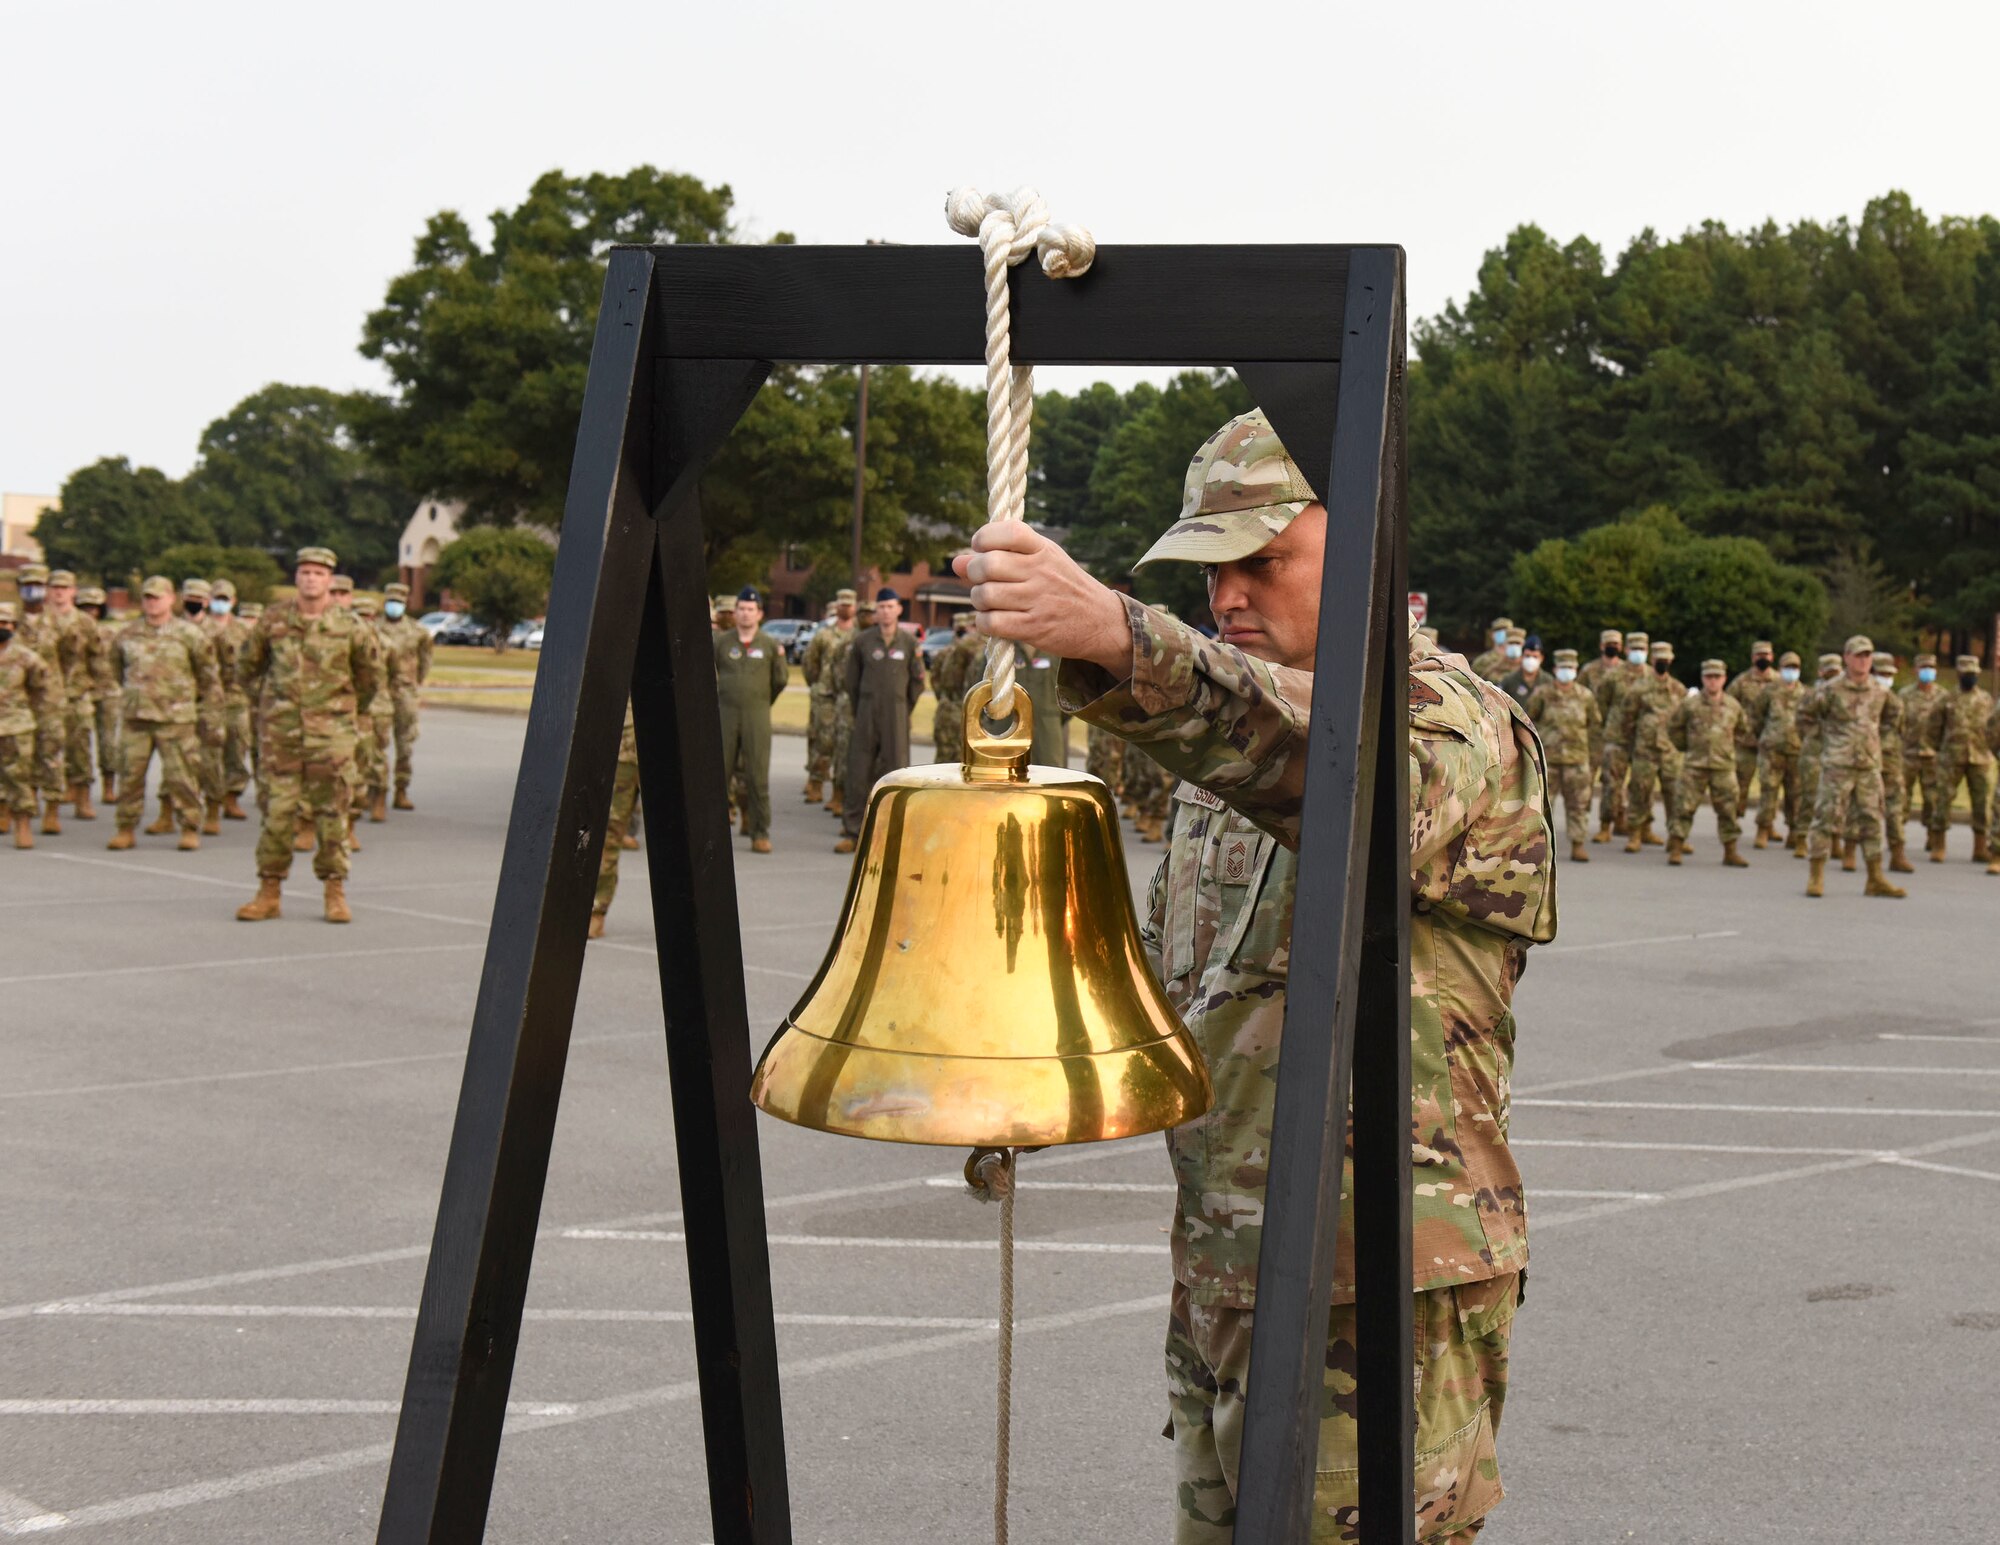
[220,701,253,797]
[255,734,357,881]
[357,712,394,802]
[95,698,120,780]
[1625,754,1677,832]
[1904,752,1937,826]
[1670,765,1739,845]
[117,722,203,833]
[1756,749,1799,834]
[1807,765,1884,863]
[34,709,63,798]
[1548,762,1592,848]
[0,732,36,813]
[1124,744,1170,824]
[1166,1274,1518,1544]
[1085,722,1125,792]
[806,688,838,782]
[931,701,964,765]
[392,693,420,793]
[1928,757,1991,839]
[62,699,96,787]
[593,755,641,914]
[830,694,854,803]
[1734,746,1759,807]
[1596,746,1629,829]
[1856,756,1905,840]
[1797,748,1823,834]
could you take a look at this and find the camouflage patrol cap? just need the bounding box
[0,602,14,622]
[77,586,106,606]
[1843,634,1873,654]
[1650,641,1673,660]
[857,598,876,617]
[1779,650,1801,666]
[1751,640,1773,656]
[180,577,211,601]
[353,595,379,616]
[19,564,49,584]
[1626,630,1650,649]
[209,578,236,600]
[237,600,263,619]
[1553,648,1579,666]
[1700,658,1727,676]
[1505,627,1526,646]
[1599,628,1623,646]
[384,582,410,601]
[1956,655,1980,671]
[47,569,76,587]
[140,575,174,599]
[1915,652,1937,667]
[329,574,355,594]
[1817,653,1841,672]
[1872,655,1897,677]
[1134,408,1319,569]
[1491,616,1514,631]
[296,546,336,570]
[833,588,857,604]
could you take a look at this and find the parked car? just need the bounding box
[921,626,956,664]
[523,624,545,650]
[417,611,456,638]
[506,618,545,649]
[761,617,815,664]
[435,616,496,648]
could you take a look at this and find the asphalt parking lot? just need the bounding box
[4,708,1997,1543]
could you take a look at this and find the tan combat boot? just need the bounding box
[177,827,200,851]
[72,782,97,820]
[393,788,414,811]
[106,828,135,850]
[1805,856,1825,897]
[323,878,351,923]
[145,800,175,836]
[803,779,822,804]
[223,792,248,820]
[751,836,772,854]
[1623,827,1643,853]
[587,910,606,939]
[1641,822,1664,847]
[41,799,61,836]
[370,791,388,823]
[1592,821,1611,844]
[202,800,223,836]
[1840,839,1857,874]
[101,773,116,805]
[236,876,284,920]
[294,818,315,852]
[1569,841,1590,864]
[825,793,844,819]
[1723,841,1748,868]
[1666,836,1683,866]
[1986,856,2000,877]
[834,836,856,854]
[346,817,362,853]
[1791,830,1806,858]
[1929,830,1946,863]
[13,815,34,850]
[619,831,639,851]
[1753,825,1770,851]
[1889,841,1914,874]
[1864,857,1907,899]
[1974,833,1992,864]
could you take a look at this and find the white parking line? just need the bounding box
[1688,1061,2000,1077]
[1538,929,1740,955]
[1534,1189,1663,1200]
[0,1487,69,1533]
[922,1178,1173,1194]
[1879,1033,2000,1045]
[0,1398,574,1418]
[1878,1156,2000,1185]
[33,1303,998,1331]
[0,943,482,989]
[563,1229,1170,1256]
[1518,1098,2000,1118]
[1515,1139,1891,1158]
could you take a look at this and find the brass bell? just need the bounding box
[750,681,1211,1147]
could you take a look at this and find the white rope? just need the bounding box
[967,1147,1018,1545]
[945,186,1094,721]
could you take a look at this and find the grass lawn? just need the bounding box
[419,676,941,744]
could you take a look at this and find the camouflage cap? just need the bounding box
[1956,655,1980,671]
[1490,616,1514,631]
[1599,628,1623,645]
[833,588,857,604]
[0,602,14,622]
[1133,408,1319,569]
[140,575,174,598]
[179,577,211,600]
[1872,655,1897,676]
[1552,648,1579,666]
[77,586,106,606]
[1751,640,1774,656]
[1779,650,1801,666]
[329,574,355,594]
[1843,634,1873,654]
[296,546,336,570]
[353,595,379,616]
[1817,653,1841,671]
[384,582,410,601]
[857,598,876,616]
[1505,627,1526,645]
[1650,641,1674,660]
[47,569,77,587]
[209,577,237,599]
[1915,652,1937,667]
[1626,630,1650,649]
[237,601,264,619]
[19,564,49,584]
[1700,658,1727,676]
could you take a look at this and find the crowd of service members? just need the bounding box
[0,551,431,923]
[1459,616,1998,899]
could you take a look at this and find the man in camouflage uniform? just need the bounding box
[1591,629,1646,841]
[11,563,67,832]
[827,597,871,820]
[1084,717,1126,806]
[1924,654,1994,864]
[234,547,381,924]
[589,705,641,939]
[76,586,121,806]
[0,601,63,849]
[1615,640,1683,852]
[201,578,255,827]
[1725,641,1777,808]
[352,595,398,823]
[1747,650,1807,850]
[1795,653,1841,854]
[956,408,1555,1544]
[1853,655,1914,874]
[42,569,108,822]
[1801,635,1903,899]
[715,586,788,853]
[1665,659,1749,867]
[1526,647,1601,862]
[928,612,982,764]
[377,581,433,810]
[1899,652,1946,832]
[836,588,926,854]
[801,589,857,802]
[105,576,221,852]
[1577,627,1622,795]
[1468,615,1513,682]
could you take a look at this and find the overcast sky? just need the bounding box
[4,0,1994,495]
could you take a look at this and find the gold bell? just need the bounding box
[751,681,1211,1147]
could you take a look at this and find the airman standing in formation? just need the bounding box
[0,601,62,849]
[352,595,399,825]
[715,586,787,854]
[202,579,255,829]
[836,588,925,854]
[1924,654,1994,864]
[1525,647,1601,862]
[77,586,120,807]
[1747,651,1806,850]
[1864,654,1915,873]
[235,547,380,924]
[1468,615,1513,681]
[1802,636,1903,899]
[1494,634,1543,709]
[1616,640,1682,851]
[1899,652,1946,832]
[105,576,221,853]
[42,570,108,823]
[800,588,856,804]
[928,613,983,763]
[1593,630,1647,841]
[1794,653,1841,845]
[378,582,433,810]
[1725,642,1776,809]
[1666,659,1749,867]
[11,564,67,832]
[1015,642,1069,766]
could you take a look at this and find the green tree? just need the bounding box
[1030,380,1138,529]
[150,544,287,604]
[37,457,211,584]
[431,528,556,649]
[1816,547,1917,659]
[182,385,408,575]
[354,167,744,529]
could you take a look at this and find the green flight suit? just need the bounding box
[1016,646,1068,767]
[841,624,926,839]
[714,627,788,841]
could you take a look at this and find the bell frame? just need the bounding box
[375,242,1413,1545]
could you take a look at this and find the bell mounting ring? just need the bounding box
[961,678,1032,781]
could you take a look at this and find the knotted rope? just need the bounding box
[944,186,1095,721]
[965,1147,1019,1545]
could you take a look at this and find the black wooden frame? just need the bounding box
[376,242,1411,1545]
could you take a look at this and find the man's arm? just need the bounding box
[768,633,789,704]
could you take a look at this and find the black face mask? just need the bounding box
[1604,644,1621,659]
[185,601,205,619]
[1962,673,1981,692]
[1653,659,1670,675]
[1753,658,1772,671]
[0,628,13,646]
